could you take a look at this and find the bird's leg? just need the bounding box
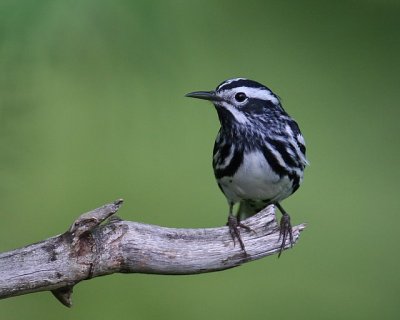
[226,203,247,252]
[275,203,294,257]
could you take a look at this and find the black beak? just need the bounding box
[185,91,221,101]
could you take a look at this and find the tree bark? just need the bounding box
[0,199,306,307]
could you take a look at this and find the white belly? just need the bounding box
[218,150,293,204]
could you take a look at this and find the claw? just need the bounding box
[278,212,293,257]
[227,215,252,254]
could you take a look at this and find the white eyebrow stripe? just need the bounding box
[222,86,279,105]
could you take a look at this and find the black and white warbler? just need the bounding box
[186,78,308,256]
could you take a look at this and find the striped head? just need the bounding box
[185,78,285,127]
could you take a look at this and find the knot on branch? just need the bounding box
[53,199,124,306]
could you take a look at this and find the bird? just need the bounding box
[185,78,308,256]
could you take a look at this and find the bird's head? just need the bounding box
[185,78,284,128]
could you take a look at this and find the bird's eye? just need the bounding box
[234,92,247,102]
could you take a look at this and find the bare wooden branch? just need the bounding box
[0,200,306,307]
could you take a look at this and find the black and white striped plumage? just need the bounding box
[186,78,308,255]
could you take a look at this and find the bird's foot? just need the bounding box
[227,215,252,253]
[278,212,294,257]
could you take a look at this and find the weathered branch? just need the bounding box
[0,199,306,307]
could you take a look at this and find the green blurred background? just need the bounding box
[1,0,399,319]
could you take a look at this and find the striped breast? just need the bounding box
[212,124,307,204]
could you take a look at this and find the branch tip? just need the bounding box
[69,199,124,235]
[113,199,124,207]
[51,286,74,308]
